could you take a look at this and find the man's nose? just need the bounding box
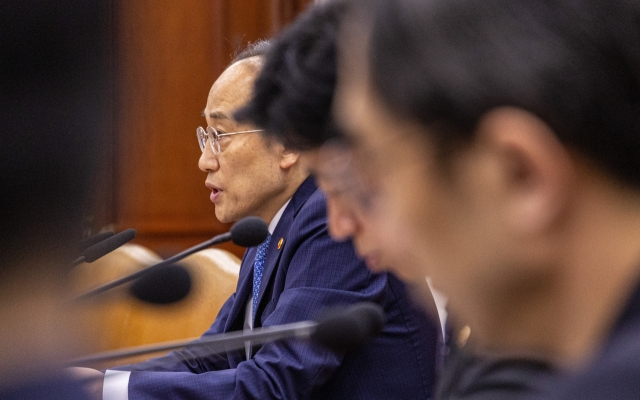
[198,144,219,172]
[326,196,358,241]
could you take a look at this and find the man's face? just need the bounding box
[333,31,511,318]
[306,144,425,282]
[199,58,293,223]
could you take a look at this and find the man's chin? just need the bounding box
[215,209,249,225]
[214,209,232,224]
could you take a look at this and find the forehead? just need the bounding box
[334,19,377,145]
[335,23,434,180]
[205,57,262,116]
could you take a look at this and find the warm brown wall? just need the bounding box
[94,0,313,258]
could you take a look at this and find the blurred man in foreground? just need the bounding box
[0,1,110,398]
[335,0,640,398]
[79,42,439,400]
[237,1,558,398]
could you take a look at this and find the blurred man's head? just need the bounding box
[1,0,110,383]
[1,1,108,273]
[235,1,428,281]
[198,44,308,224]
[336,0,640,362]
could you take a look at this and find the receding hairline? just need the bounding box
[201,56,265,119]
[228,40,272,66]
[227,55,265,74]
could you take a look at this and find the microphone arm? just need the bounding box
[72,229,135,267]
[72,255,87,267]
[68,320,316,367]
[76,231,115,253]
[67,302,384,367]
[73,232,231,301]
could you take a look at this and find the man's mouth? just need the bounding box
[206,183,223,203]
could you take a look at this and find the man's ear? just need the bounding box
[280,148,300,170]
[477,107,575,235]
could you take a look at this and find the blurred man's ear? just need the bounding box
[476,107,575,236]
[280,148,301,170]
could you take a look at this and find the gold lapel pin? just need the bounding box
[277,237,284,250]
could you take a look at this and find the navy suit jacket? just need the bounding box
[543,282,640,399]
[435,342,554,400]
[115,177,440,399]
[0,376,91,400]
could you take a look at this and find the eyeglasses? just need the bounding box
[315,139,376,212]
[196,126,264,154]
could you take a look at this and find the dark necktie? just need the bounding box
[252,234,271,322]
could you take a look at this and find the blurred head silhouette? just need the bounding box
[0,0,110,388]
[335,0,640,367]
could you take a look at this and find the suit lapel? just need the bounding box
[223,246,257,333]
[253,215,289,327]
[253,177,318,327]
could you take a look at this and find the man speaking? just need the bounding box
[83,43,439,400]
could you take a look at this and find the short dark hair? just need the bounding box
[365,0,640,187]
[234,1,349,150]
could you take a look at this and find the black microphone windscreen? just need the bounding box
[82,228,137,263]
[129,264,192,305]
[230,216,269,247]
[311,302,385,352]
[76,231,115,253]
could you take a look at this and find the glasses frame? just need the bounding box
[315,139,376,212]
[196,126,264,154]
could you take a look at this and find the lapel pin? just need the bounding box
[277,237,284,250]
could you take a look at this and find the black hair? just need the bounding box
[234,0,349,150]
[365,0,640,187]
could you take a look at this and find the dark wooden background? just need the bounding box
[91,0,314,258]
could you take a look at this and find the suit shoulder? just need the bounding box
[299,187,327,214]
[290,187,328,229]
[549,324,640,399]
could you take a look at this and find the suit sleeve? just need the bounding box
[112,293,237,374]
[122,193,389,399]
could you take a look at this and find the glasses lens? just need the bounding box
[317,140,375,212]
[206,127,221,154]
[196,127,206,152]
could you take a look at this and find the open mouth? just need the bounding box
[206,183,223,203]
[210,187,222,202]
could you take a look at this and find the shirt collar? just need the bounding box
[268,199,291,234]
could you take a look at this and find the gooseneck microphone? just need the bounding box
[68,302,385,366]
[71,228,191,305]
[129,264,192,305]
[74,217,268,301]
[76,231,115,253]
[72,229,137,267]
[310,302,386,351]
[224,216,270,247]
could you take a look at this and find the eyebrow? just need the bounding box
[205,111,230,120]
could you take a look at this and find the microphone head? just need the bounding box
[311,302,385,352]
[81,228,137,263]
[230,216,269,247]
[129,264,192,305]
[76,231,114,253]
